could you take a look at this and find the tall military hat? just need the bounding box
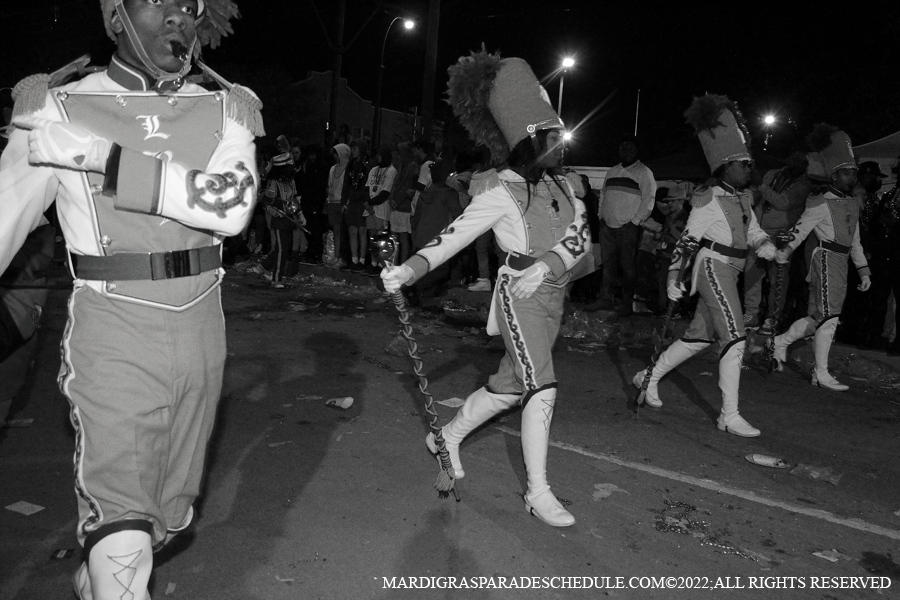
[806,123,855,174]
[101,0,240,49]
[684,94,751,173]
[446,48,563,164]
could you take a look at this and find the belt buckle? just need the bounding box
[163,249,200,278]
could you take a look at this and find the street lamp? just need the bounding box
[557,57,574,125]
[763,114,776,148]
[373,17,415,147]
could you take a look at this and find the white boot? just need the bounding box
[716,340,760,437]
[812,319,848,391]
[426,387,518,479]
[75,527,153,600]
[521,388,574,527]
[773,318,813,372]
[632,340,708,407]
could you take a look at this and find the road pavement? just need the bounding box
[1,259,899,599]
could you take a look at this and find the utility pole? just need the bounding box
[419,0,439,143]
[327,0,345,147]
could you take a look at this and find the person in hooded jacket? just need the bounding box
[343,139,371,270]
[326,143,351,267]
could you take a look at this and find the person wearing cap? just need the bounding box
[264,153,302,287]
[0,0,261,597]
[773,125,871,390]
[382,50,592,527]
[743,151,813,336]
[632,94,777,438]
[596,134,658,316]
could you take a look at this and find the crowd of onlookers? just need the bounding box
[229,132,898,355]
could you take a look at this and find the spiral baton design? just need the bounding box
[386,284,461,500]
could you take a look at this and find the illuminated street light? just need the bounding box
[563,131,573,141]
[558,57,575,126]
[763,114,776,148]
[374,17,416,146]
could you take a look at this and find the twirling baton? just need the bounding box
[370,233,461,501]
[634,236,698,412]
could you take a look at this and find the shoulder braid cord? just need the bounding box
[634,235,698,412]
[380,254,460,501]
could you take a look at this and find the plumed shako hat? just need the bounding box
[807,123,855,174]
[684,94,751,173]
[447,48,563,164]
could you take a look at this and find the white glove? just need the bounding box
[14,116,111,173]
[667,279,687,302]
[775,248,791,264]
[756,242,776,261]
[511,261,550,299]
[859,275,872,292]
[381,264,414,293]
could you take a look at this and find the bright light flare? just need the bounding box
[403,19,415,29]
[562,57,575,69]
[764,115,776,126]
[563,131,573,141]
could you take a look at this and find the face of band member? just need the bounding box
[722,159,753,189]
[114,0,199,74]
[538,130,564,169]
[832,167,858,193]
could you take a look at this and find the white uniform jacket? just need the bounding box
[674,183,772,295]
[0,59,258,310]
[405,168,592,334]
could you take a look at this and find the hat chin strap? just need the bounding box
[115,0,196,94]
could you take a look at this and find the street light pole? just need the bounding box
[373,17,414,148]
[557,57,574,126]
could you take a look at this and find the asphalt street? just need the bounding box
[1,259,899,600]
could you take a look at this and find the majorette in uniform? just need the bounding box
[0,0,263,597]
[631,94,777,437]
[773,125,871,391]
[381,49,592,527]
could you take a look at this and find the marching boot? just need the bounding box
[74,526,153,600]
[425,387,518,479]
[773,318,813,372]
[632,340,708,407]
[521,388,575,527]
[716,340,760,437]
[811,319,848,391]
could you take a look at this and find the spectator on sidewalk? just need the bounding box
[389,142,418,264]
[409,158,463,303]
[326,143,351,268]
[596,135,657,316]
[343,139,371,270]
[743,151,812,335]
[365,145,397,274]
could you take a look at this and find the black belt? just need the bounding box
[501,252,536,271]
[701,239,748,259]
[71,246,221,281]
[819,240,850,255]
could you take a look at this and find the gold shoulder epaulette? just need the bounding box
[12,55,93,118]
[690,186,713,208]
[469,168,500,196]
[226,85,265,137]
[196,60,265,137]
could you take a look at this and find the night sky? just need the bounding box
[3,0,900,166]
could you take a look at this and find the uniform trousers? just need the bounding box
[59,284,225,546]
